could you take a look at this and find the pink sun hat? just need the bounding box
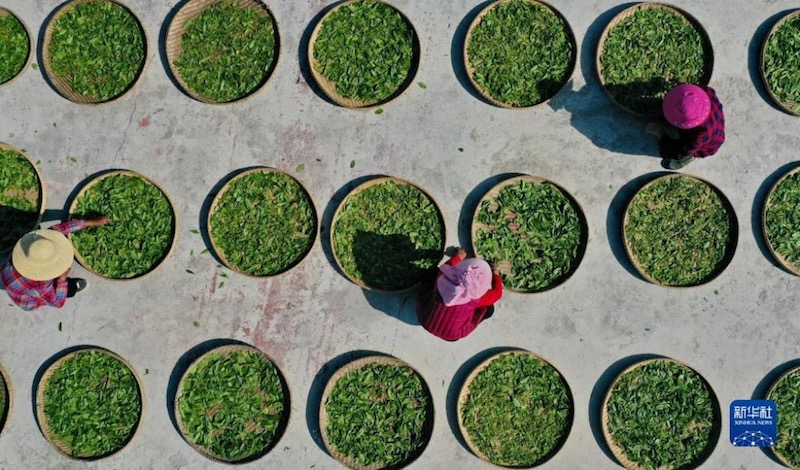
[437,258,492,307]
[662,84,711,129]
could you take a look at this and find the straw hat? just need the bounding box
[12,230,74,281]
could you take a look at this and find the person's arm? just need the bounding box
[41,276,68,309]
[437,248,466,279]
[476,269,504,307]
[50,217,111,235]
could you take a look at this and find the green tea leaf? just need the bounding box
[768,369,800,467]
[766,172,800,266]
[332,180,444,290]
[0,149,41,251]
[178,351,287,461]
[174,0,276,103]
[325,363,429,468]
[624,176,731,286]
[461,353,571,467]
[599,7,708,114]
[467,0,573,106]
[43,351,141,458]
[475,180,583,292]
[210,171,316,276]
[606,360,715,469]
[48,1,145,101]
[71,174,175,279]
[763,15,800,114]
[313,0,414,103]
[0,13,29,85]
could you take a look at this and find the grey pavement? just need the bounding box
[0,0,797,469]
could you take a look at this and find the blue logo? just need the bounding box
[730,400,777,447]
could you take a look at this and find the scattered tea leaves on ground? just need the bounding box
[461,353,571,467]
[325,363,429,468]
[625,176,731,286]
[210,171,315,276]
[333,180,443,290]
[175,0,276,102]
[43,351,141,458]
[768,368,800,467]
[48,1,145,101]
[0,13,29,85]
[468,0,573,106]
[599,6,708,114]
[606,360,715,469]
[178,350,286,461]
[0,148,41,251]
[314,0,414,103]
[475,180,583,292]
[764,14,800,114]
[766,171,800,269]
[71,174,175,279]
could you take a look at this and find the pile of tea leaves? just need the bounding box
[0,148,41,252]
[0,12,29,85]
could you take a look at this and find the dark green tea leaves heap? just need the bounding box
[314,0,414,103]
[210,171,315,276]
[467,0,573,106]
[178,350,286,461]
[71,174,175,279]
[325,363,429,468]
[175,0,276,102]
[48,1,145,101]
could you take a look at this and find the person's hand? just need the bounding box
[90,216,111,227]
[57,268,71,282]
[490,263,500,275]
[456,247,467,260]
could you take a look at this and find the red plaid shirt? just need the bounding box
[1,220,89,311]
[660,86,725,159]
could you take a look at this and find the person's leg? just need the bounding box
[66,278,87,298]
[661,156,695,170]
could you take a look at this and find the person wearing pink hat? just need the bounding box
[646,84,725,170]
[416,247,504,341]
[1,217,110,311]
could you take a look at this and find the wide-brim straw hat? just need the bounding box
[12,230,74,281]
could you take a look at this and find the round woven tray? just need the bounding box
[760,9,800,116]
[595,2,714,117]
[463,0,576,109]
[67,170,178,281]
[330,176,446,292]
[35,347,145,460]
[622,173,737,287]
[456,349,573,468]
[41,0,148,104]
[165,0,280,104]
[0,363,12,439]
[319,355,434,470]
[0,142,46,253]
[308,0,420,109]
[174,344,290,463]
[601,358,720,470]
[208,167,318,278]
[470,175,588,293]
[0,8,33,88]
[766,365,800,469]
[762,166,800,275]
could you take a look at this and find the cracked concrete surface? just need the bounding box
[1,0,799,469]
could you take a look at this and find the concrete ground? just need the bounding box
[1,0,798,468]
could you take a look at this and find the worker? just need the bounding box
[417,248,503,341]
[647,84,725,170]
[1,217,110,311]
